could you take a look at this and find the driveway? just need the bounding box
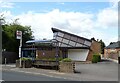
[75,59,118,81]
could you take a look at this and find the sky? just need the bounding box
[0,0,119,46]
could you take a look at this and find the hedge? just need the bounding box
[60,58,72,62]
[92,54,101,63]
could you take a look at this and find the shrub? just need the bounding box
[58,57,63,61]
[48,58,56,61]
[92,54,101,63]
[19,57,31,61]
[61,58,72,62]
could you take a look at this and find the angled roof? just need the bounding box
[26,39,53,44]
[51,28,92,42]
[105,41,120,49]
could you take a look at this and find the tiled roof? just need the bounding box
[105,41,120,49]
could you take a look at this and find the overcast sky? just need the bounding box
[0,0,118,45]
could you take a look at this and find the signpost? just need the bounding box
[16,30,22,67]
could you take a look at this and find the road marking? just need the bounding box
[49,72,65,75]
[0,80,4,82]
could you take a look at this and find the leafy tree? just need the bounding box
[2,19,34,55]
[99,39,106,54]
[110,42,114,45]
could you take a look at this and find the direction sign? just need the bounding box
[16,30,22,39]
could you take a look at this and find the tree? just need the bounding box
[2,19,34,55]
[99,40,106,54]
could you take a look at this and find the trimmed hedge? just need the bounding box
[35,57,63,61]
[19,57,32,61]
[92,54,101,63]
[60,58,72,62]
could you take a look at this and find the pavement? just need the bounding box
[1,59,118,81]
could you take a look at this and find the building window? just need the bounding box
[84,40,91,46]
[61,43,68,47]
[53,32,58,39]
[76,43,83,47]
[69,41,76,46]
[56,36,63,42]
[70,36,77,42]
[64,34,71,39]
[58,32,64,37]
[62,39,69,44]
[77,38,85,44]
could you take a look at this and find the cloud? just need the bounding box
[1,5,118,45]
[0,0,14,8]
[14,9,96,41]
[96,7,118,29]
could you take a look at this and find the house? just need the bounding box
[104,41,120,60]
[22,28,101,61]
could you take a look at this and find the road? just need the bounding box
[1,59,118,81]
[2,70,70,81]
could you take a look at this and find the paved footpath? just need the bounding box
[1,59,118,81]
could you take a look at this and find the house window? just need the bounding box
[110,49,116,52]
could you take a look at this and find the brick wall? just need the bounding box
[86,40,101,61]
[104,48,120,60]
[36,48,62,59]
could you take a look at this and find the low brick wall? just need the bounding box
[59,62,75,73]
[16,60,32,68]
[74,61,92,64]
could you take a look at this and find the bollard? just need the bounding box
[5,58,6,66]
[20,58,22,68]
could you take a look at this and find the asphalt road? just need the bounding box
[2,70,70,81]
[1,59,118,81]
[75,60,118,81]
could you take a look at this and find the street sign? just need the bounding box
[16,30,22,67]
[16,30,22,39]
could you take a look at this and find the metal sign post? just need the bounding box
[16,30,22,67]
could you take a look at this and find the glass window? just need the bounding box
[82,45,88,47]
[59,42,62,46]
[53,32,58,39]
[77,38,85,44]
[62,39,69,44]
[53,32,58,37]
[76,43,83,47]
[84,40,91,46]
[58,32,64,37]
[56,37,63,42]
[61,43,68,47]
[69,41,76,46]
[64,34,71,39]
[71,36,77,42]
